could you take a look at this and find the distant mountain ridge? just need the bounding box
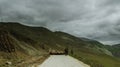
[0,22,120,67]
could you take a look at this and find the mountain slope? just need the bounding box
[55,31,113,56]
[0,22,120,67]
[105,44,120,57]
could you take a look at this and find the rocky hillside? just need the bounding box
[0,22,120,67]
[0,29,15,53]
[0,23,48,67]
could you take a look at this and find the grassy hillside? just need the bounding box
[0,22,120,67]
[105,44,120,58]
[55,31,120,67]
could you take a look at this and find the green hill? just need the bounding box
[105,44,120,58]
[0,22,120,67]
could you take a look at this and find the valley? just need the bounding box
[0,22,120,67]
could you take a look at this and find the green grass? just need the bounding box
[71,50,120,67]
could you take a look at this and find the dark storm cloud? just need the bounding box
[0,0,85,25]
[0,0,62,25]
[0,0,120,45]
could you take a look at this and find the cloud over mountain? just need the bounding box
[0,0,120,45]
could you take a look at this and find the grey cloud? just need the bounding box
[0,0,120,45]
[105,0,120,5]
[0,0,92,24]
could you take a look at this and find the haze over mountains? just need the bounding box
[0,22,120,67]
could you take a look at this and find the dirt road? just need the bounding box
[38,55,90,67]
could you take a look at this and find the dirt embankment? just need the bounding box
[13,55,49,67]
[0,29,49,67]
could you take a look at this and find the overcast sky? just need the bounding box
[0,0,120,45]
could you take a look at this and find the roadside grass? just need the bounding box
[71,51,120,67]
